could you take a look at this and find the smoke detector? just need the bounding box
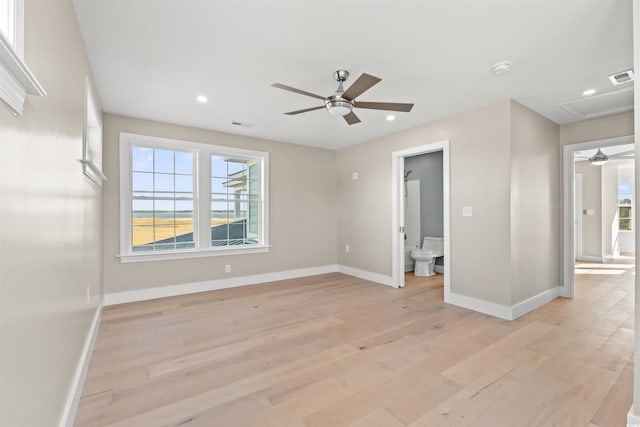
[492,61,512,75]
[609,69,634,86]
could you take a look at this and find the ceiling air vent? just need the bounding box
[231,121,253,127]
[609,69,634,86]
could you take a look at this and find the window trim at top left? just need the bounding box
[0,0,45,115]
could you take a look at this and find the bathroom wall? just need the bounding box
[0,0,102,425]
[404,151,444,239]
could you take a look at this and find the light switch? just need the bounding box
[462,206,473,217]
[352,172,358,180]
[585,209,595,216]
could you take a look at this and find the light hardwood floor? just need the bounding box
[76,258,634,426]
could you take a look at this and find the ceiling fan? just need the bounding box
[576,148,634,166]
[272,70,414,125]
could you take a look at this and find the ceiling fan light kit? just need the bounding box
[325,95,353,116]
[272,69,414,125]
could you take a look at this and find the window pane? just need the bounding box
[155,149,174,173]
[154,173,174,193]
[132,146,153,172]
[175,151,193,174]
[175,175,193,195]
[211,155,227,177]
[211,177,228,196]
[132,172,153,191]
[620,219,632,231]
[227,160,246,175]
[620,206,632,218]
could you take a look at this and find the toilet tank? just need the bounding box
[422,236,444,256]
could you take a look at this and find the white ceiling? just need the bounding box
[72,0,633,150]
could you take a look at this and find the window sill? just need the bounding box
[0,32,45,115]
[618,229,634,233]
[118,245,270,263]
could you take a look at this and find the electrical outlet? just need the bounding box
[86,286,91,304]
[345,244,350,253]
[225,264,231,273]
[352,172,358,180]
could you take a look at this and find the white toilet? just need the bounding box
[410,236,444,277]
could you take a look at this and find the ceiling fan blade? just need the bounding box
[341,73,381,101]
[343,111,361,125]
[284,105,325,115]
[609,149,635,159]
[272,83,326,101]
[356,101,414,112]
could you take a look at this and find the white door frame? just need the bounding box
[562,134,634,298]
[391,140,450,296]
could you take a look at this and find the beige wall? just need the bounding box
[560,111,634,145]
[509,101,561,304]
[0,0,101,426]
[337,99,564,307]
[102,114,337,293]
[338,100,514,305]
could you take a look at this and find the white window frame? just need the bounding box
[119,132,269,263]
[0,0,45,115]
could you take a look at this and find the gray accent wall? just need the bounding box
[404,151,444,239]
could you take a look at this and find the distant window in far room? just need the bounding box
[618,180,632,231]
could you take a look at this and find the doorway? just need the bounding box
[391,140,450,295]
[562,134,635,298]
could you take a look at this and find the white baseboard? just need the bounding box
[58,299,104,427]
[445,286,561,321]
[445,291,513,320]
[337,265,395,287]
[511,286,562,319]
[628,405,640,425]
[104,265,339,306]
[577,255,604,263]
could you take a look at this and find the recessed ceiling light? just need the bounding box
[582,89,597,96]
[386,115,395,121]
[196,95,208,103]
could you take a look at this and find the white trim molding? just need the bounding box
[391,140,451,293]
[58,300,103,427]
[337,265,395,288]
[445,286,562,321]
[0,30,45,115]
[576,255,605,263]
[511,286,562,319]
[105,265,339,306]
[629,405,640,426]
